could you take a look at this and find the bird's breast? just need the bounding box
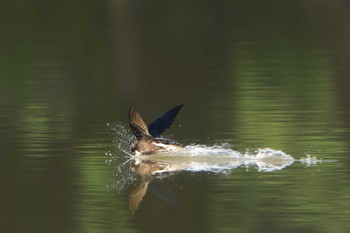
[152,142,182,152]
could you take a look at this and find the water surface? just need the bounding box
[1,1,350,233]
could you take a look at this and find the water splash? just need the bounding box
[106,122,134,157]
[105,122,136,191]
[106,122,325,177]
[244,148,295,172]
[146,146,295,173]
[299,154,323,166]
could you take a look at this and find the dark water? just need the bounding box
[1,1,350,232]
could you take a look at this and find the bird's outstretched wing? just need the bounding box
[148,104,184,138]
[129,106,152,140]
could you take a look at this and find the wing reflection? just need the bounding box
[128,160,181,215]
[127,148,299,214]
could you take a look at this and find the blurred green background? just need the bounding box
[1,1,350,233]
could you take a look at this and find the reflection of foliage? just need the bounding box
[1,1,350,233]
[232,40,344,152]
[75,144,137,233]
[207,164,350,233]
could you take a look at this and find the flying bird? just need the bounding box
[129,104,184,155]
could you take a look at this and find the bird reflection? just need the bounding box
[128,159,181,215]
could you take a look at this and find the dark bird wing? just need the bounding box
[148,104,184,138]
[129,106,152,140]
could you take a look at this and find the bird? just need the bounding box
[128,104,184,156]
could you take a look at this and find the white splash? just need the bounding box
[106,123,325,176]
[143,146,295,173]
[300,154,322,166]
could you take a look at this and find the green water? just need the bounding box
[1,1,350,232]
